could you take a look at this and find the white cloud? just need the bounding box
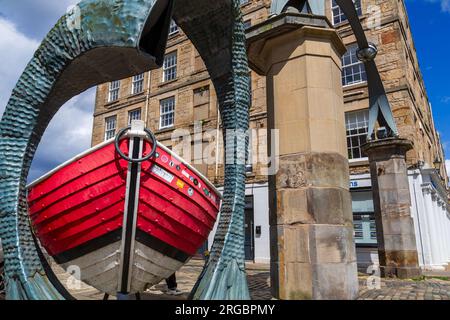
[0,18,39,116]
[424,0,450,12]
[29,88,95,182]
[441,96,450,104]
[440,0,450,12]
[0,0,78,39]
[0,16,94,182]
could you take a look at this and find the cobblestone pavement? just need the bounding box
[3,260,450,300]
[357,276,450,300]
[125,260,272,300]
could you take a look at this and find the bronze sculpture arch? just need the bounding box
[0,0,250,300]
[0,0,397,300]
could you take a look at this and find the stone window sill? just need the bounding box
[349,157,369,166]
[159,78,179,87]
[156,126,175,135]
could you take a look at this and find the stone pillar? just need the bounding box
[438,200,450,268]
[247,14,358,300]
[363,138,421,278]
[410,173,432,268]
[442,206,450,266]
[421,184,440,269]
[447,208,450,266]
[446,209,450,268]
[437,199,448,268]
[432,193,446,267]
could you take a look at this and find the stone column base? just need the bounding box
[381,266,421,279]
[363,138,421,280]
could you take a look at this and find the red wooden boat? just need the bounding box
[27,121,221,296]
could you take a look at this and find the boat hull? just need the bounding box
[27,138,220,295]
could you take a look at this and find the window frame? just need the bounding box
[331,0,363,26]
[108,80,120,102]
[131,73,144,95]
[159,96,176,129]
[345,109,369,160]
[128,108,142,125]
[162,51,178,82]
[104,115,117,141]
[342,44,367,87]
[351,190,377,245]
[353,213,377,245]
[168,20,179,36]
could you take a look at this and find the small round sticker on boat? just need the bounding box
[188,188,194,197]
[161,155,169,163]
[169,161,175,168]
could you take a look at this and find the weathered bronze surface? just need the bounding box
[0,0,251,300]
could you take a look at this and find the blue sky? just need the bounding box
[0,0,449,182]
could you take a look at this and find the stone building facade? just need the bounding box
[91,0,450,271]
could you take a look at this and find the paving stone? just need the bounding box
[36,261,450,300]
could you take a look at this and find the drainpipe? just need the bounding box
[215,102,221,181]
[144,71,151,126]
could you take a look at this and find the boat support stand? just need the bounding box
[115,120,157,300]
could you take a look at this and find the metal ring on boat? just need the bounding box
[114,126,157,163]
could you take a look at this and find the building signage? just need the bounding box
[350,179,372,189]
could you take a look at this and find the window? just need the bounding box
[353,215,377,244]
[132,73,144,94]
[105,116,117,140]
[346,110,369,160]
[342,44,367,86]
[169,20,179,35]
[246,143,254,175]
[128,109,142,125]
[108,80,120,102]
[160,97,175,129]
[245,128,255,176]
[163,52,177,82]
[331,0,362,25]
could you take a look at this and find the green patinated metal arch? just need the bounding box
[0,0,397,300]
[0,0,250,300]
